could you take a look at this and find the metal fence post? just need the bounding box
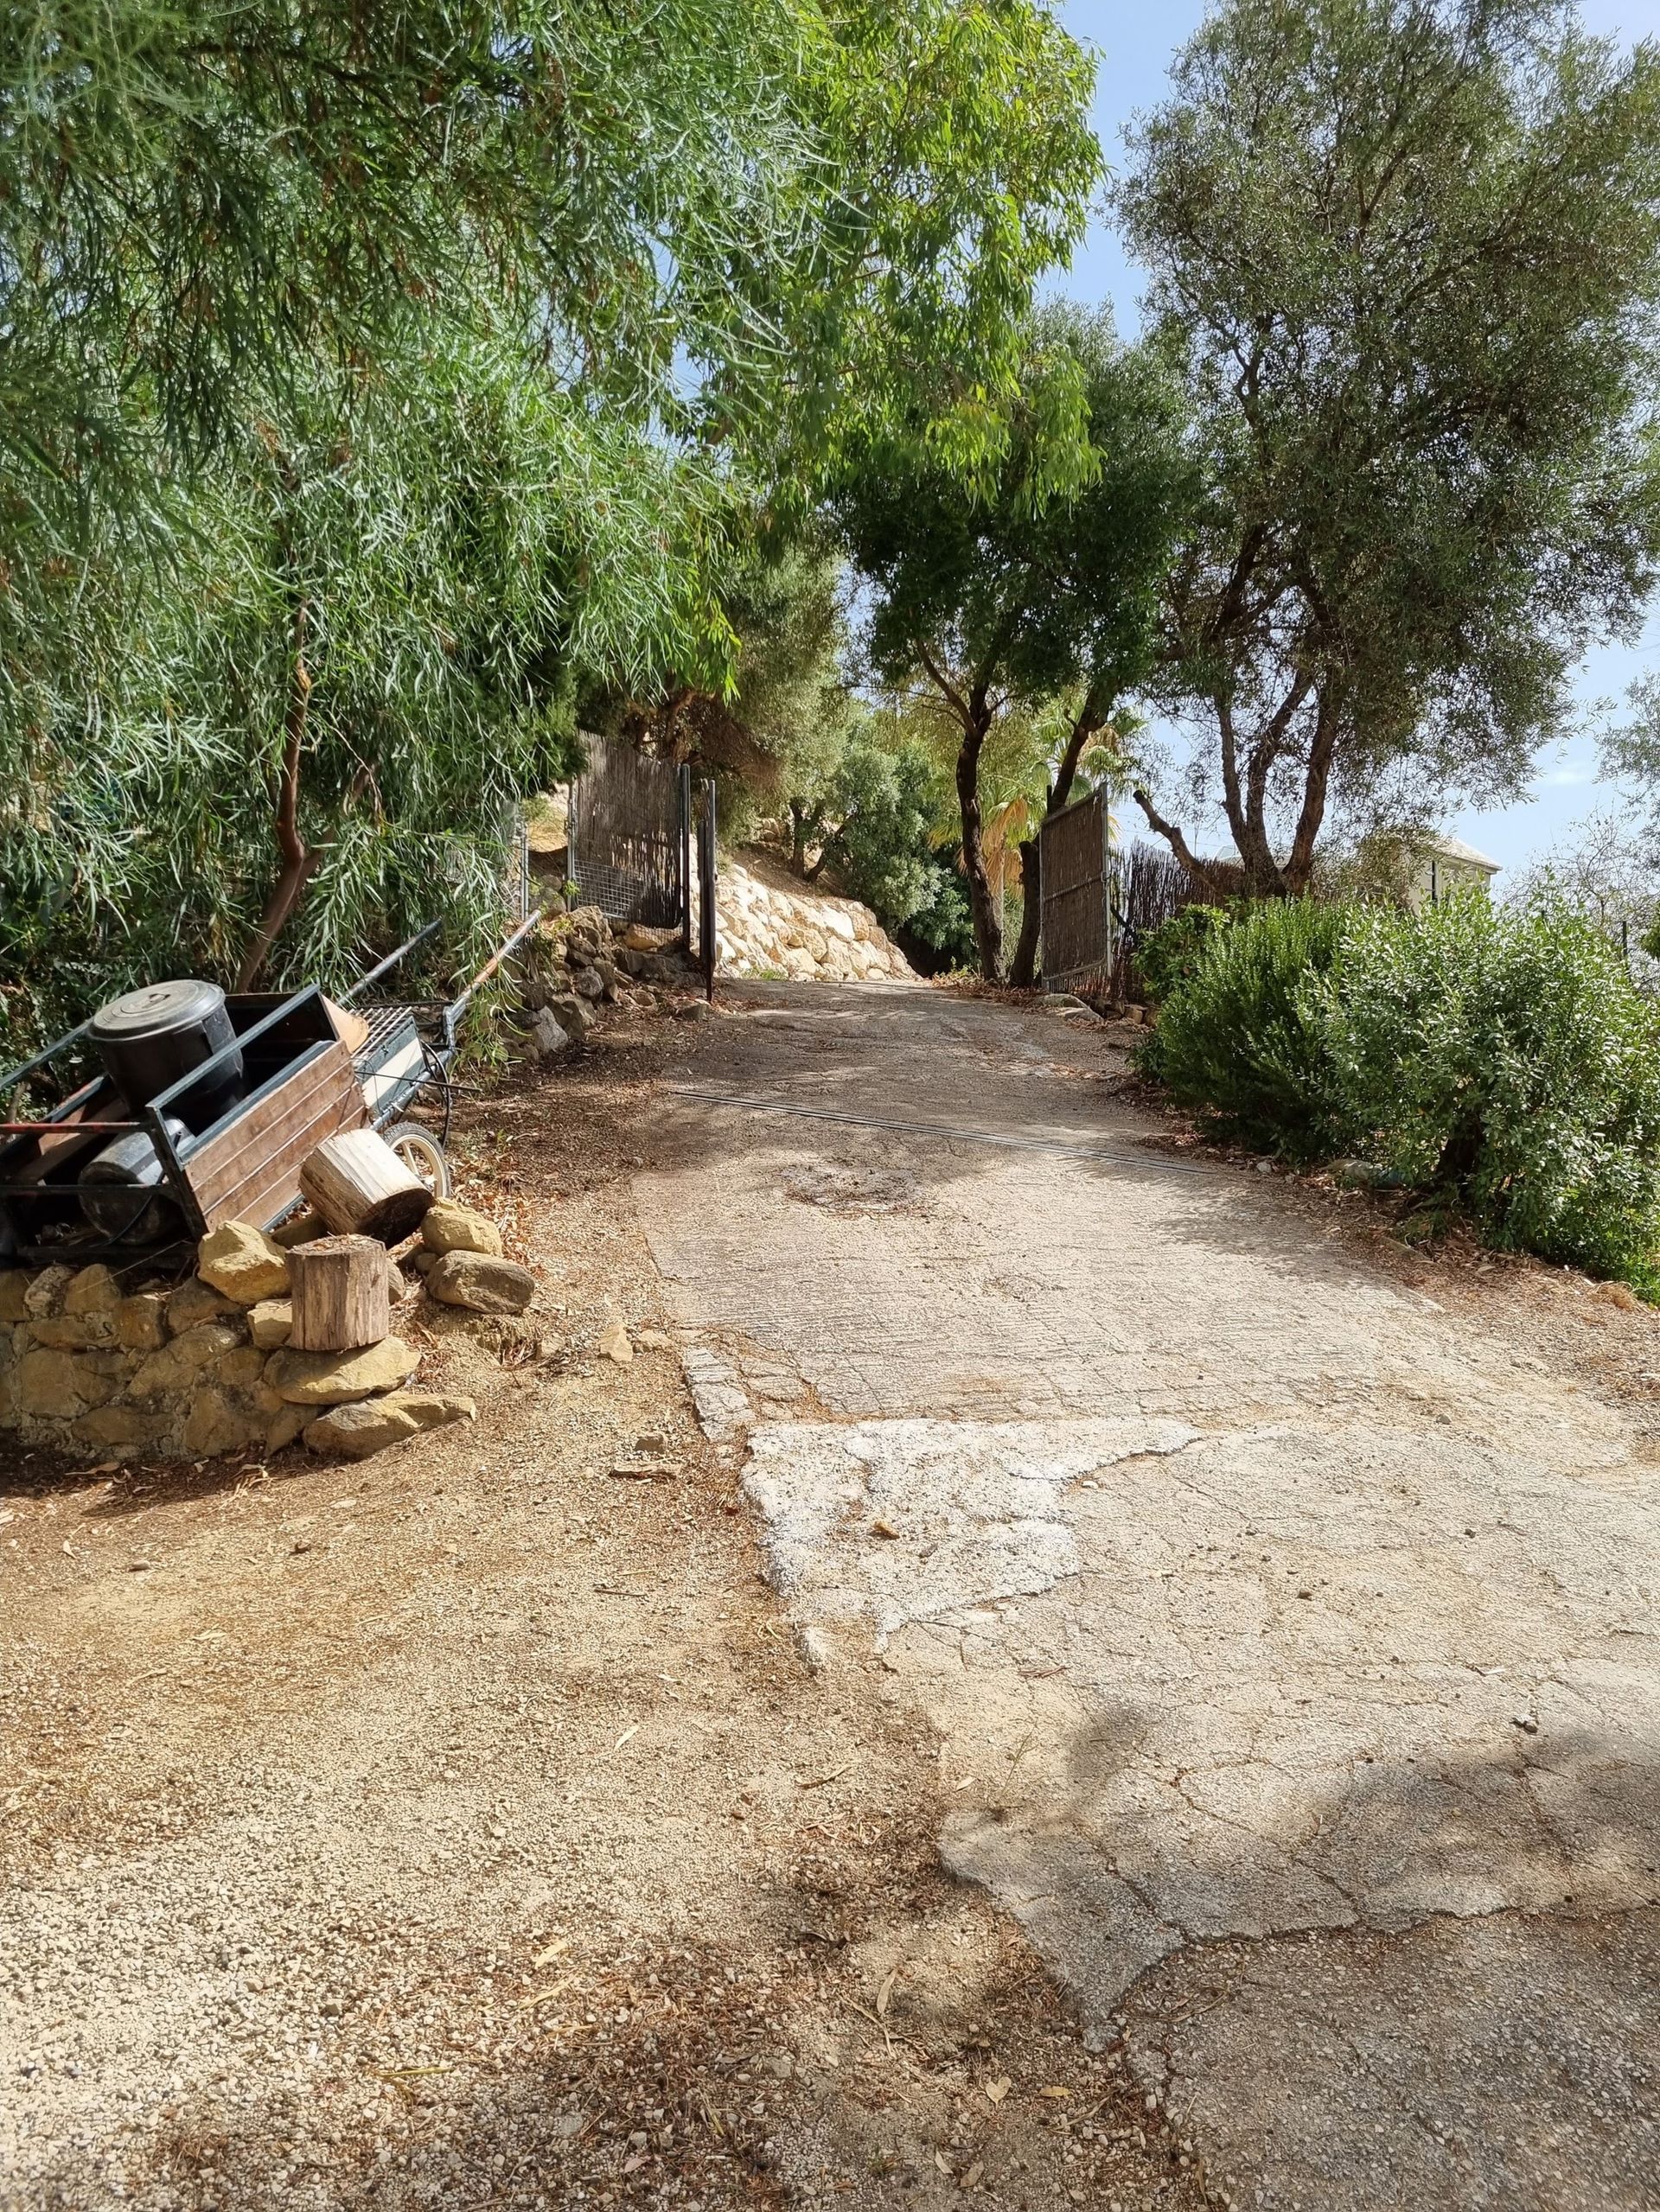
[679,763,693,954]
[698,781,718,1002]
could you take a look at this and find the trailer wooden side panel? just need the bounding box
[182,1042,368,1232]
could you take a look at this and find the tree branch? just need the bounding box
[1133,787,1225,899]
[236,590,315,990]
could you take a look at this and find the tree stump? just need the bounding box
[298,1127,431,1244]
[287,1233,391,1352]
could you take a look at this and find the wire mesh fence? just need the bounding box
[1105,840,1247,1001]
[568,735,687,928]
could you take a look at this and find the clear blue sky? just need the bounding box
[1054,0,1660,876]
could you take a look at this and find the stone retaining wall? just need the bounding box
[0,1204,507,1463]
[714,857,916,984]
[0,1260,320,1460]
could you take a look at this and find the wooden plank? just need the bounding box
[183,1047,348,1205]
[184,1042,367,1229]
[190,1048,369,1221]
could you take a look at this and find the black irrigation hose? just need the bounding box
[664,1086,1208,1177]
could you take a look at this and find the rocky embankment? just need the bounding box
[714,857,915,983]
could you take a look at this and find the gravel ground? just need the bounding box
[1,998,1206,2212]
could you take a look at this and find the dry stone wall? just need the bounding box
[0,1202,516,1463]
[714,858,916,984]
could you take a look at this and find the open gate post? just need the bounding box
[697,781,718,1002]
[568,733,690,931]
[1036,789,1117,1001]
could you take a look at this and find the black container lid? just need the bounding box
[91,979,227,1042]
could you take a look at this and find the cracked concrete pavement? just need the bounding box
[635,977,1660,2210]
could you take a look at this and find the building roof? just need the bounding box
[1413,832,1501,875]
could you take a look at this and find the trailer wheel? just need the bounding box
[382,1120,452,1200]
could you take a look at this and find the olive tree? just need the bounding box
[1118,0,1660,898]
[836,309,1192,977]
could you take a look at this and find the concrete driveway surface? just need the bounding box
[635,978,1660,2212]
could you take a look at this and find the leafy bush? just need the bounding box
[1140,890,1660,1287]
[1325,896,1660,1284]
[1134,902,1233,1003]
[1140,898,1344,1157]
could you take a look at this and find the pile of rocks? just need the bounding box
[520,903,694,1056]
[0,1195,536,1465]
[714,857,915,984]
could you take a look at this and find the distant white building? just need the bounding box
[1402,832,1501,911]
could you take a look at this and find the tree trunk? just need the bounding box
[288,1233,391,1352]
[1008,837,1043,988]
[1133,786,1225,897]
[955,705,1002,979]
[298,1128,432,1244]
[236,588,316,989]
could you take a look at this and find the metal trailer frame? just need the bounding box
[340,908,543,1142]
[0,910,543,1267]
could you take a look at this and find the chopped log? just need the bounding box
[298,1127,431,1244]
[287,1233,391,1352]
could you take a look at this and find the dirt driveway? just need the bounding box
[5,976,1657,2212]
[635,979,1660,2212]
[2,998,1208,2212]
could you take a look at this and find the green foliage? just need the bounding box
[1134,905,1233,1004]
[1,1,1104,1054]
[1120,0,1660,895]
[1140,900,1344,1157]
[1325,897,1660,1283]
[836,304,1196,976]
[0,329,732,1057]
[1141,892,1660,1286]
[820,730,974,959]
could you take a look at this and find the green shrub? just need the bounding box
[1139,898,1344,1158]
[1140,888,1660,1288]
[1325,895,1660,1284]
[1134,903,1233,1003]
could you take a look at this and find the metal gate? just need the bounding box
[1038,790,1115,996]
[568,734,690,928]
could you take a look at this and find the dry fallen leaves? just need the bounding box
[985,2077,1011,2105]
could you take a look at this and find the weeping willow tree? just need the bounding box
[1,322,737,1047]
[0,0,1101,1053]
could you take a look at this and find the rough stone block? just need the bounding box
[541,991,595,1038]
[29,1313,114,1349]
[24,1265,75,1320]
[167,1278,243,1335]
[303,1399,423,1459]
[73,1404,166,1450]
[182,1386,261,1457]
[63,1265,122,1316]
[390,1390,476,1431]
[425,1251,535,1315]
[421,1202,503,1260]
[14,1348,119,1418]
[248,1299,293,1350]
[130,1323,246,1399]
[112,1294,168,1352]
[197,1221,290,1304]
[0,1272,29,1324]
[265,1404,309,1452]
[265,1335,419,1406]
[216,1345,268,1391]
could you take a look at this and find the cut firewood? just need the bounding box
[287,1233,392,1352]
[298,1126,431,1244]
